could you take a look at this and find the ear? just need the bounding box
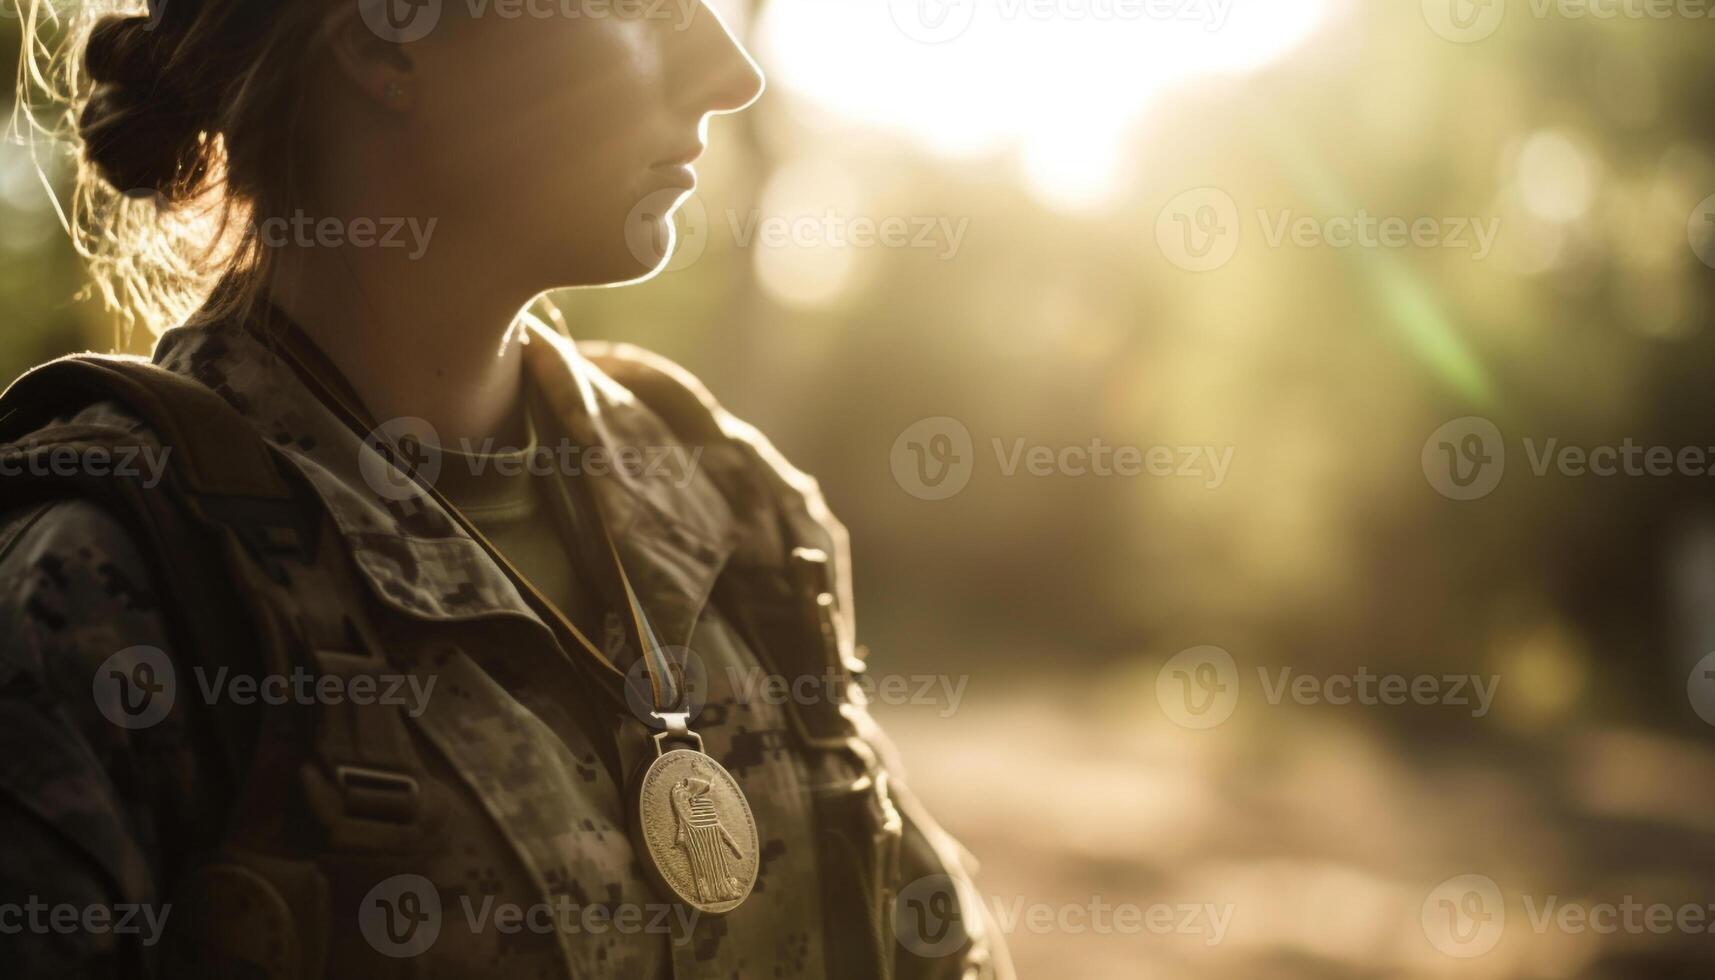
[324,2,418,112]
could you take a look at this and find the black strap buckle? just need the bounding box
[333,764,421,825]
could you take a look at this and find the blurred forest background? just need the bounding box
[6,0,1715,976]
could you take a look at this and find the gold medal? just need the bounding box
[632,719,759,915]
[599,522,759,915]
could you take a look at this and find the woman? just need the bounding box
[0,2,1009,977]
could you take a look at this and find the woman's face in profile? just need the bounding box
[398,2,763,287]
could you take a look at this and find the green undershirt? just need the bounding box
[435,401,613,651]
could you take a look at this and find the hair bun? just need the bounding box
[83,12,165,88]
[78,13,211,201]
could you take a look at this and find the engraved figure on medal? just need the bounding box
[635,748,758,915]
[670,776,745,903]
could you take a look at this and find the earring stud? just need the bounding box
[385,81,404,101]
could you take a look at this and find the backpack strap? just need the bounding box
[0,358,296,782]
[0,354,435,979]
[0,354,293,501]
[2,352,435,803]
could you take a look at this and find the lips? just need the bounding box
[653,164,698,190]
[652,144,706,169]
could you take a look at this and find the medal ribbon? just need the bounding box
[265,314,686,722]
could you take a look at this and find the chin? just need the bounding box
[540,189,687,288]
[616,214,679,282]
[545,244,669,291]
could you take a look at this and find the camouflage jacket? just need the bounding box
[0,313,1010,979]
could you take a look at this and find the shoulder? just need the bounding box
[0,499,173,902]
[576,340,833,510]
[577,340,729,443]
[574,337,858,653]
[1,353,166,440]
[0,498,165,678]
[0,367,175,691]
[0,499,174,773]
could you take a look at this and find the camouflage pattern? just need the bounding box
[0,499,207,977]
[0,314,1010,978]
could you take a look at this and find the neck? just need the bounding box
[267,235,540,450]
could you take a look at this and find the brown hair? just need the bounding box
[13,0,328,341]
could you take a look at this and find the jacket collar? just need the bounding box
[151,311,740,653]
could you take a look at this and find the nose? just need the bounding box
[671,2,766,117]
